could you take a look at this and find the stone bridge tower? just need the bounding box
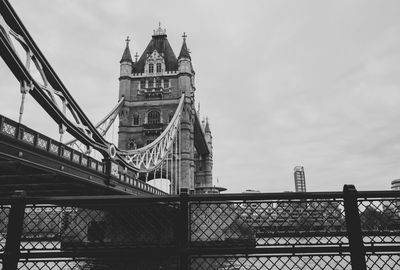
[117,25,215,194]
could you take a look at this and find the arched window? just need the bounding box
[156,63,162,73]
[148,111,160,124]
[127,138,137,150]
[169,111,173,122]
[148,63,154,73]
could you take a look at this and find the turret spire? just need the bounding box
[153,22,167,36]
[205,117,211,133]
[120,36,133,63]
[178,32,191,60]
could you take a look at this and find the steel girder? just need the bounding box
[0,0,186,176]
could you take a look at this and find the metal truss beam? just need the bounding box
[0,0,136,171]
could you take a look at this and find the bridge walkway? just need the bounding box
[0,115,165,196]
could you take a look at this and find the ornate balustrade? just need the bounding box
[0,114,166,197]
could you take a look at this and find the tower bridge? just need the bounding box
[117,25,216,194]
[0,2,399,270]
[0,0,222,197]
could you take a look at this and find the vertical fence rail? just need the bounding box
[179,193,189,270]
[3,191,26,270]
[343,184,367,270]
[1,187,400,269]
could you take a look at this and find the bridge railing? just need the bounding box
[0,186,399,269]
[0,114,166,196]
[0,115,106,173]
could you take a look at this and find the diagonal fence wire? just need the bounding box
[0,190,399,269]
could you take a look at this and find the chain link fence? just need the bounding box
[1,186,399,269]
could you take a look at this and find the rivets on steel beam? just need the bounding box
[18,151,23,157]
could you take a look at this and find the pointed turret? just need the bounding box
[204,117,213,153]
[119,36,133,99]
[120,36,133,63]
[178,33,191,60]
[205,117,211,133]
[196,116,214,194]
[178,32,195,98]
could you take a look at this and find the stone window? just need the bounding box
[164,79,170,88]
[148,78,154,88]
[156,78,162,88]
[148,111,160,124]
[132,113,139,126]
[127,138,137,150]
[169,111,174,122]
[140,80,145,89]
[149,63,154,73]
[156,63,162,73]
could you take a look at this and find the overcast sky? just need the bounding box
[1,0,400,193]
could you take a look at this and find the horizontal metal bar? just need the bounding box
[12,195,181,204]
[357,190,400,198]
[0,191,347,204]
[365,245,400,253]
[17,246,351,259]
[0,189,398,205]
[187,246,351,256]
[187,192,345,201]
[18,249,181,259]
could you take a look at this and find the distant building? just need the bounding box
[294,166,306,192]
[391,179,400,190]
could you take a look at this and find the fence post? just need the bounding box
[179,193,189,270]
[343,185,366,270]
[3,190,26,270]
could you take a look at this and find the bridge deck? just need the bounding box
[0,115,166,196]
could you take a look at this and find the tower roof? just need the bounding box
[178,33,191,60]
[133,25,178,73]
[120,36,133,63]
[205,118,211,133]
